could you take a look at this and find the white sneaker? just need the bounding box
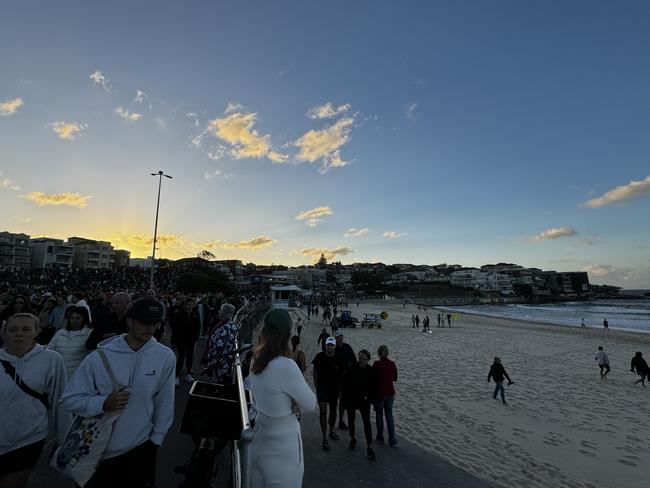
[175,377,180,387]
[185,374,195,383]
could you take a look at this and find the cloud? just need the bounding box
[48,121,87,140]
[0,173,21,191]
[125,233,184,248]
[581,263,650,288]
[202,235,276,251]
[0,97,24,116]
[204,169,232,180]
[134,90,148,104]
[532,227,577,241]
[576,235,603,247]
[294,117,354,172]
[344,228,370,237]
[307,102,350,120]
[24,191,91,208]
[383,231,407,239]
[581,264,614,277]
[296,246,354,262]
[208,109,287,162]
[89,70,110,90]
[295,206,333,224]
[405,101,418,121]
[225,101,244,114]
[582,175,650,208]
[115,107,143,122]
[16,217,32,223]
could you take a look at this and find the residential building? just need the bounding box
[68,237,114,268]
[113,249,131,268]
[31,238,74,268]
[0,231,31,268]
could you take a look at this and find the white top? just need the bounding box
[250,356,316,418]
[595,351,609,365]
[48,326,92,377]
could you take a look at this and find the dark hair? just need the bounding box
[358,349,371,360]
[66,306,91,330]
[252,325,292,375]
[291,335,300,352]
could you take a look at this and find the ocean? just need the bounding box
[441,299,650,333]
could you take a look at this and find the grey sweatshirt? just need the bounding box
[0,344,68,455]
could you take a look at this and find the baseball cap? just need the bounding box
[127,298,163,324]
[325,337,336,346]
[334,330,344,337]
[263,309,292,334]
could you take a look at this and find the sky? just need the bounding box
[1,1,649,288]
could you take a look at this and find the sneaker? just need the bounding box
[322,439,330,451]
[375,436,385,445]
[338,421,348,430]
[367,447,376,460]
[174,377,180,387]
[349,438,357,450]
[185,374,195,383]
[328,431,340,441]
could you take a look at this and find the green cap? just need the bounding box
[263,309,292,334]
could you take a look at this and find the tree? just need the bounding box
[316,253,327,269]
[198,250,215,260]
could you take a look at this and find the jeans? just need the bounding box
[493,381,506,402]
[374,395,396,445]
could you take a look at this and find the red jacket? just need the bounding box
[373,357,397,397]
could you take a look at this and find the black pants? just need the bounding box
[83,441,158,488]
[175,340,196,376]
[347,402,373,445]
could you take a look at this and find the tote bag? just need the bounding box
[50,350,123,487]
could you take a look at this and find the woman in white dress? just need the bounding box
[249,309,316,488]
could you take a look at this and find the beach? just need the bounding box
[299,300,650,488]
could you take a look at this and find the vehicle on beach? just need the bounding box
[361,313,383,329]
[331,309,358,328]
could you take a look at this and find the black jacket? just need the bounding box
[85,313,128,350]
[488,363,511,383]
[171,309,201,345]
[341,362,379,409]
[631,356,649,373]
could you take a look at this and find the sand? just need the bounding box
[296,300,650,488]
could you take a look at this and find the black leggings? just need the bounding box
[175,340,196,376]
[347,402,373,445]
[83,441,157,488]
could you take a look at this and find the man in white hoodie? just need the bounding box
[60,298,176,488]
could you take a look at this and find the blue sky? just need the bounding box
[1,1,649,287]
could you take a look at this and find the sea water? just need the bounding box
[441,299,650,333]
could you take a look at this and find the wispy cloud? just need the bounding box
[531,227,577,241]
[124,233,184,248]
[576,235,603,247]
[582,175,650,208]
[24,191,91,208]
[383,231,407,239]
[344,228,370,237]
[0,173,21,191]
[295,206,333,227]
[294,117,354,172]
[115,107,143,122]
[48,121,87,140]
[307,102,350,120]
[225,102,244,114]
[89,70,110,90]
[405,101,418,121]
[296,246,354,262]
[134,90,148,104]
[16,217,32,223]
[0,97,24,116]
[202,235,276,251]
[204,169,232,180]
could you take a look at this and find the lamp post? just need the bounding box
[150,170,172,289]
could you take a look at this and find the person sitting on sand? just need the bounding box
[487,357,513,404]
[630,352,649,387]
[595,346,610,379]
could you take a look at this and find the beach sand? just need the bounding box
[297,300,650,488]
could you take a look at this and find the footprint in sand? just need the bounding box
[579,449,596,458]
[618,458,637,467]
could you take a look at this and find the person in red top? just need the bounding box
[372,344,398,447]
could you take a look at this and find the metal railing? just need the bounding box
[231,300,270,488]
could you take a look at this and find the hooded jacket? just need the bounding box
[0,345,68,455]
[48,326,92,377]
[60,335,176,459]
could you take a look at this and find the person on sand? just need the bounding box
[312,337,346,450]
[603,318,609,330]
[317,328,329,352]
[487,357,513,404]
[630,351,649,387]
[423,315,430,332]
[581,318,586,328]
[447,313,452,327]
[411,315,416,328]
[437,313,442,327]
[595,346,610,379]
[373,345,398,447]
[414,315,420,329]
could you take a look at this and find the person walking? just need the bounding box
[373,345,398,447]
[437,313,442,327]
[249,309,316,488]
[487,357,513,404]
[630,351,649,387]
[603,318,609,330]
[296,317,303,337]
[60,298,176,488]
[342,349,378,460]
[312,337,346,450]
[85,292,130,350]
[317,328,329,353]
[290,335,307,373]
[334,331,356,430]
[581,317,586,328]
[0,313,67,488]
[595,346,610,379]
[171,297,201,385]
[414,315,420,329]
[47,306,92,377]
[204,303,238,384]
[447,313,452,327]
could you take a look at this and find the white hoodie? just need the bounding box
[60,335,176,459]
[48,326,92,377]
[0,345,68,455]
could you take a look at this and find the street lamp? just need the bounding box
[150,170,172,289]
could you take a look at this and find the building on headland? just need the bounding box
[68,237,114,268]
[31,238,74,268]
[112,249,131,268]
[0,231,31,268]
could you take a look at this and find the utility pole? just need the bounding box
[150,170,172,290]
